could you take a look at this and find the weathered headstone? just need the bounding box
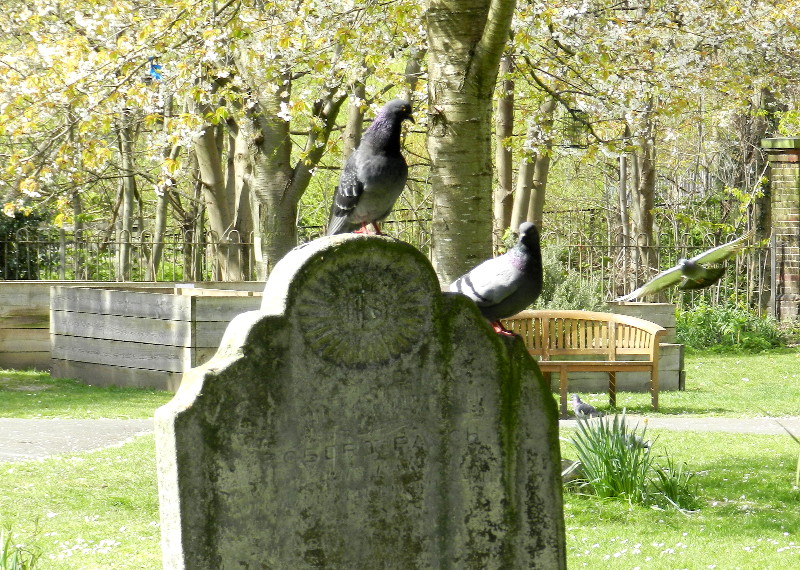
[155,234,566,569]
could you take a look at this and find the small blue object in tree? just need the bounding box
[147,57,163,81]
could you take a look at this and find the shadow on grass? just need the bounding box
[0,370,173,419]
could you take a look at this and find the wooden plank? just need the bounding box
[0,308,49,329]
[0,352,51,371]
[192,347,219,368]
[50,310,192,346]
[176,287,262,297]
[51,359,179,391]
[194,321,237,348]
[0,328,50,351]
[51,287,192,320]
[193,296,262,322]
[51,334,188,372]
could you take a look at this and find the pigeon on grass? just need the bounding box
[616,229,755,301]
[449,222,543,335]
[571,394,604,419]
[327,99,414,236]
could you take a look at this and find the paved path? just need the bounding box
[0,418,153,463]
[2,416,799,463]
[560,415,800,436]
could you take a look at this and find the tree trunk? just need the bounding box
[148,93,176,281]
[527,152,552,228]
[193,124,244,281]
[509,98,556,231]
[493,56,514,250]
[426,0,517,283]
[618,154,632,293]
[116,109,137,281]
[628,108,656,273]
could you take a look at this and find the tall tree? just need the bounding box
[426,0,517,283]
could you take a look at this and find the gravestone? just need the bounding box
[155,234,566,569]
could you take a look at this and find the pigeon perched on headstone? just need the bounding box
[571,394,604,419]
[616,229,755,301]
[326,99,414,235]
[449,222,543,334]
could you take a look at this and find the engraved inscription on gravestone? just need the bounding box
[291,254,433,367]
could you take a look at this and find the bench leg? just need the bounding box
[608,371,617,408]
[559,366,568,419]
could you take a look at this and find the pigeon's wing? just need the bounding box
[615,264,685,301]
[326,153,364,235]
[450,256,520,308]
[689,229,755,265]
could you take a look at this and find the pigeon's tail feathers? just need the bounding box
[614,290,640,302]
[326,213,355,236]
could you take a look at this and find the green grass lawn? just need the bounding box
[0,370,173,419]
[577,348,800,417]
[1,435,161,569]
[561,430,800,569]
[1,349,799,568]
[1,430,798,569]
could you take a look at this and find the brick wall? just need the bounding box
[763,139,800,321]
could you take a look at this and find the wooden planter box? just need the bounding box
[0,281,262,371]
[0,281,155,370]
[49,285,263,391]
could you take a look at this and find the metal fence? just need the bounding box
[0,228,258,282]
[0,223,772,314]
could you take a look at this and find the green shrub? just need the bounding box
[569,413,702,510]
[0,526,41,570]
[651,454,702,511]
[538,244,604,311]
[676,301,785,351]
[570,413,655,504]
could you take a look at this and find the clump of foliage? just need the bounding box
[569,413,700,511]
[538,243,604,311]
[0,525,41,570]
[0,209,48,280]
[676,301,785,351]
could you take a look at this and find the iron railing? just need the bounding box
[0,223,773,314]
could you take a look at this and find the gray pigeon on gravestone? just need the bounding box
[571,394,604,419]
[449,222,543,335]
[326,99,414,235]
[616,229,755,301]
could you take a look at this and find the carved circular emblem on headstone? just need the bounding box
[292,251,433,367]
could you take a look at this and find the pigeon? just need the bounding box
[571,394,604,419]
[625,433,651,450]
[616,229,755,301]
[449,222,543,334]
[327,99,414,235]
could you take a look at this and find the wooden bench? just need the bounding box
[501,309,667,418]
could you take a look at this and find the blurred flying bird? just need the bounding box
[616,229,755,301]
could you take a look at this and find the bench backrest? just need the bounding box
[501,309,667,361]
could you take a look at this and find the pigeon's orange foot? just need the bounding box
[492,322,516,336]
